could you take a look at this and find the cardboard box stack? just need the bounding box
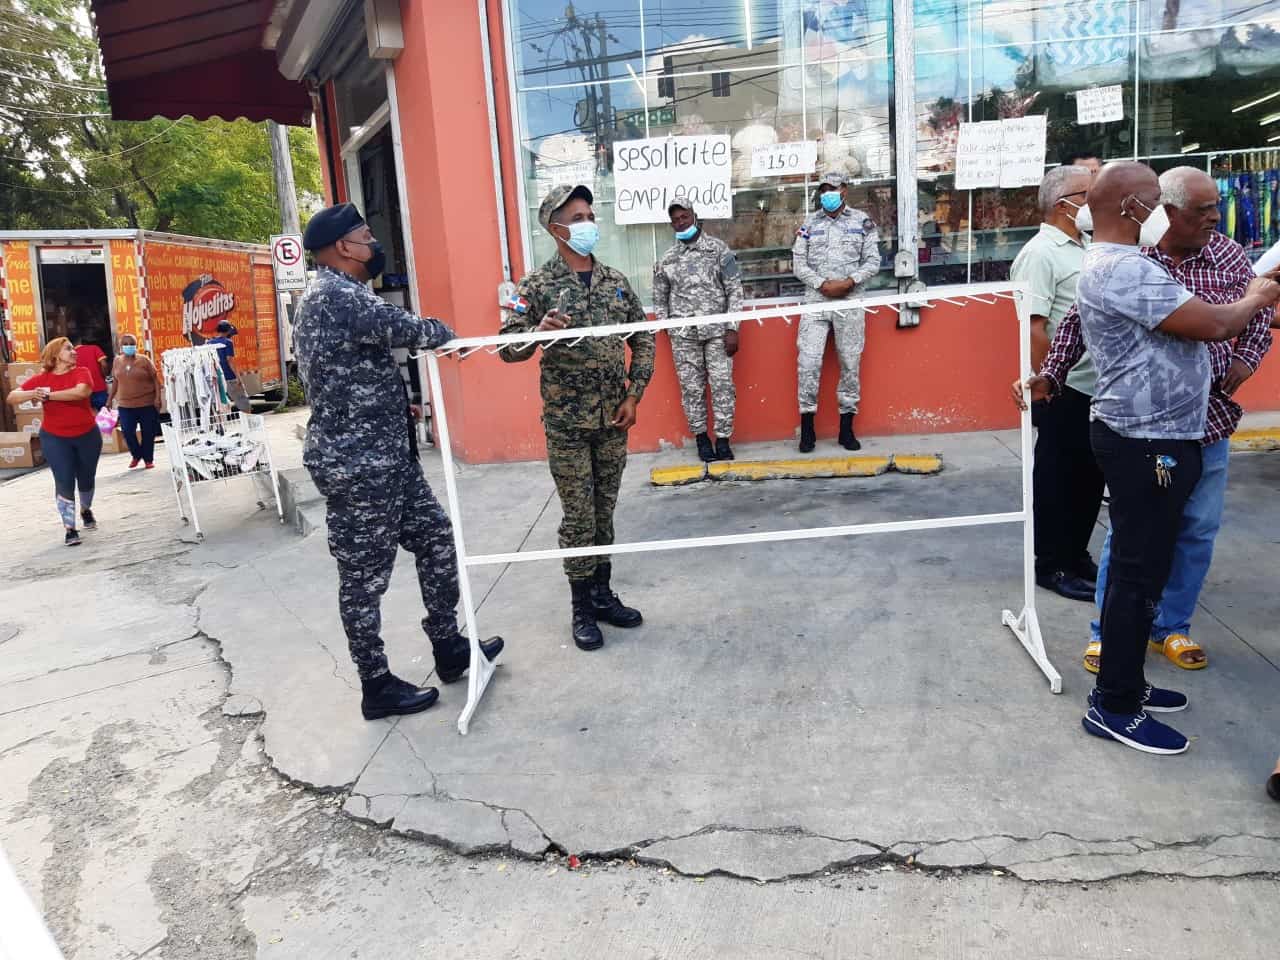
[0,431,43,468]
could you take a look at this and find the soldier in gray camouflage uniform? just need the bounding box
[791,170,882,452]
[499,184,656,652]
[653,201,745,461]
[292,203,502,721]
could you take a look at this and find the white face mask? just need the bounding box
[1061,198,1092,234]
[1124,197,1170,247]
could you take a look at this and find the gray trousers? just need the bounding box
[796,310,865,415]
[671,335,735,437]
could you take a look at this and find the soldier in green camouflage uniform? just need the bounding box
[499,184,656,651]
[791,170,882,453]
[653,201,745,461]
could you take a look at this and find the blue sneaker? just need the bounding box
[1141,684,1188,713]
[1083,697,1189,755]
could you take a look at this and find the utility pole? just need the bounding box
[267,120,300,409]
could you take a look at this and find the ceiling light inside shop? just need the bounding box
[1269,133,1280,143]
[1181,143,1201,153]
[1259,112,1280,125]
[1232,90,1280,113]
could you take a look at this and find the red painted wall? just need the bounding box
[321,7,1280,464]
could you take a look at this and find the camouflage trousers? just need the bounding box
[546,423,628,581]
[321,462,459,681]
[670,334,736,438]
[796,309,865,415]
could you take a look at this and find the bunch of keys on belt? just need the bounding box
[1154,454,1177,488]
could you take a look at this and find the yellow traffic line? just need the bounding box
[649,464,708,486]
[708,456,892,481]
[890,454,944,475]
[1230,427,1280,452]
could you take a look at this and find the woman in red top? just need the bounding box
[6,337,103,546]
[73,335,109,411]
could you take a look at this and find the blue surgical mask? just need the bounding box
[674,224,698,242]
[555,221,600,256]
[121,344,138,356]
[820,190,843,213]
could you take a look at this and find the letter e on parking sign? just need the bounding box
[270,234,306,291]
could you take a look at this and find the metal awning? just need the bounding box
[90,0,313,124]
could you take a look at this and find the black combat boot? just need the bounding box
[799,413,816,453]
[360,673,439,720]
[695,432,715,462]
[590,562,643,628]
[433,634,505,684]
[714,437,734,460]
[571,580,604,651]
[838,412,861,451]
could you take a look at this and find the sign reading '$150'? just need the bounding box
[611,135,733,224]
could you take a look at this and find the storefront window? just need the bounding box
[508,0,897,302]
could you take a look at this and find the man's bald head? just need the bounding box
[1086,161,1162,243]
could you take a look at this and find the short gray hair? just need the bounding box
[1038,165,1090,216]
[1159,166,1215,209]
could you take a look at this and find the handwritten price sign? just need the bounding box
[750,141,818,178]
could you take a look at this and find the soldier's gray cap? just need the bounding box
[667,199,696,216]
[816,171,848,188]
[538,184,594,231]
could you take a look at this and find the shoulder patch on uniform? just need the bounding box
[863,218,874,231]
[616,286,626,301]
[721,253,740,279]
[505,294,529,314]
[796,226,810,239]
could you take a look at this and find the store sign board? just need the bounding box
[270,234,306,291]
[954,116,1047,190]
[1076,84,1125,124]
[750,140,818,178]
[612,135,733,224]
[999,115,1048,188]
[954,121,1002,189]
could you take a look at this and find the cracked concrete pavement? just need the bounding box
[3,408,1280,957]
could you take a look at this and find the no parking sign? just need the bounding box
[270,234,306,291]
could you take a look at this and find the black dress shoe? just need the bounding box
[434,635,504,684]
[1036,570,1095,602]
[361,674,439,720]
[1073,556,1099,586]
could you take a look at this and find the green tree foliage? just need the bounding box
[0,0,321,241]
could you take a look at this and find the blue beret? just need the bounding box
[303,203,366,251]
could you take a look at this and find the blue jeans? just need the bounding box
[1091,438,1230,644]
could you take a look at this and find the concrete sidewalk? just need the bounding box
[4,409,1280,958]
[199,422,1280,883]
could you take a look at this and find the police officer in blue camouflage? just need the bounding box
[791,170,882,453]
[293,203,503,721]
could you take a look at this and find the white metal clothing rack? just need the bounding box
[160,346,284,541]
[424,280,1059,735]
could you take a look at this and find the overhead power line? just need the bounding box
[0,117,189,163]
[0,100,109,117]
[0,151,192,194]
[0,67,106,92]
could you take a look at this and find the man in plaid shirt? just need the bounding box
[1023,167,1273,675]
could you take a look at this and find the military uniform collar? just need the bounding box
[318,264,368,286]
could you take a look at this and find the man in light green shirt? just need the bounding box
[1010,163,1103,603]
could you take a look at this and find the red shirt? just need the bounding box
[19,368,97,437]
[74,343,108,392]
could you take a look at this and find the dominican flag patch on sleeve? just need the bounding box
[505,294,529,314]
[795,226,810,239]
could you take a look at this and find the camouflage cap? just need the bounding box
[816,170,848,189]
[538,184,595,231]
[667,199,696,216]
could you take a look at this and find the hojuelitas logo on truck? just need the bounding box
[182,275,236,335]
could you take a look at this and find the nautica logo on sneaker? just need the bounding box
[1125,713,1147,734]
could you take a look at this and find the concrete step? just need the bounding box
[278,467,325,537]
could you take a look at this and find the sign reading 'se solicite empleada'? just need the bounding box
[612,135,733,224]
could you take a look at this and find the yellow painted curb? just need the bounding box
[650,464,708,486]
[708,456,892,481]
[1230,428,1280,453]
[890,453,944,475]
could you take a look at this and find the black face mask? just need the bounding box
[349,239,387,280]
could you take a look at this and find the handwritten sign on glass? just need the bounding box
[750,141,818,178]
[612,135,733,224]
[954,121,1002,190]
[1076,85,1125,124]
[998,115,1048,188]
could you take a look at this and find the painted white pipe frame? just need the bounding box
[424,279,1060,736]
[0,846,65,960]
